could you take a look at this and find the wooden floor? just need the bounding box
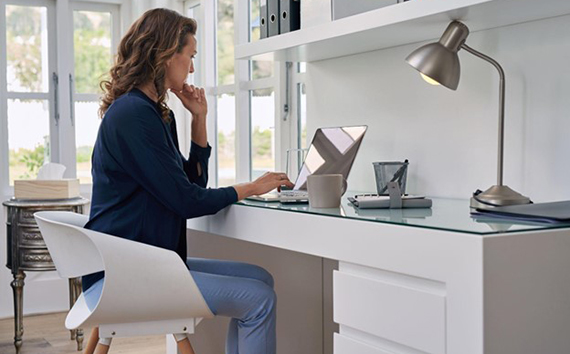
[0,312,165,354]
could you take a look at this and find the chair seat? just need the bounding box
[34,211,214,340]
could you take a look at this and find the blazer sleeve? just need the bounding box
[106,103,237,219]
[183,142,211,188]
[167,113,211,188]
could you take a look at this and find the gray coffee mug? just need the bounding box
[307,174,347,208]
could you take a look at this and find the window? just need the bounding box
[71,3,119,185]
[217,0,234,86]
[184,0,305,187]
[247,0,277,179]
[186,3,202,87]
[0,0,121,194]
[217,93,236,185]
[1,1,56,188]
[298,82,307,148]
[250,88,275,179]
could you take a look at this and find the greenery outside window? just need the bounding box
[72,5,118,185]
[3,3,54,186]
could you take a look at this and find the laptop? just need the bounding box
[247,125,368,203]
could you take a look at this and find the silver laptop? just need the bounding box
[247,125,368,203]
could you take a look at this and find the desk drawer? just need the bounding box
[333,271,446,354]
[334,333,393,354]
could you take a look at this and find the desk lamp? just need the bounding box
[405,21,531,209]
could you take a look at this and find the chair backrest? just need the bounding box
[34,211,214,330]
[35,211,104,278]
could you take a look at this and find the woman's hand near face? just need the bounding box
[233,172,295,200]
[172,83,208,118]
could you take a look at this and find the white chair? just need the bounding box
[34,211,213,354]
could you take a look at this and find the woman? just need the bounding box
[82,8,293,354]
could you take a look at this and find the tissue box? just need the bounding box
[14,179,80,200]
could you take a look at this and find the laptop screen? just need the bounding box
[293,125,368,190]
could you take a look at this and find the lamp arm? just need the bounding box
[461,43,505,186]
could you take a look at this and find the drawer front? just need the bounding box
[18,206,74,225]
[18,225,46,247]
[334,271,446,354]
[18,248,55,271]
[334,334,393,354]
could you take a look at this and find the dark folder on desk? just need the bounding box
[268,0,280,37]
[475,201,570,223]
[280,0,300,34]
[260,0,268,39]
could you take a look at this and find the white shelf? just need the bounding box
[236,0,570,62]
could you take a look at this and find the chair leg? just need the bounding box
[84,327,99,354]
[174,334,196,354]
[93,343,110,354]
[93,338,111,354]
[69,279,77,341]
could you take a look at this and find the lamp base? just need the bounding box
[470,185,531,210]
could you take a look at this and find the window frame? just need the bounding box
[69,1,120,191]
[0,0,57,196]
[0,0,126,196]
[185,0,305,188]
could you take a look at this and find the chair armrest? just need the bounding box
[35,212,104,278]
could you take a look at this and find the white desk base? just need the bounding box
[168,204,570,354]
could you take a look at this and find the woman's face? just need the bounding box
[165,35,197,91]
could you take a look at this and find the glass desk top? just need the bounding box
[237,195,570,235]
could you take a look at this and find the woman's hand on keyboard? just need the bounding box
[233,172,294,200]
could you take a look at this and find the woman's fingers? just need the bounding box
[178,84,206,103]
[272,172,293,188]
[191,85,199,99]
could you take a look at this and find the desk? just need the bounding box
[186,197,570,354]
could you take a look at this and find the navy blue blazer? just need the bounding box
[83,89,237,291]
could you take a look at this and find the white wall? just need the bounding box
[306,15,570,203]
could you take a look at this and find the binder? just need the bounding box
[268,0,280,37]
[260,0,268,39]
[280,0,300,34]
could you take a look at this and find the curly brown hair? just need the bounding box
[99,8,197,122]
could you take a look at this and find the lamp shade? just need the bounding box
[405,43,461,90]
[405,21,470,90]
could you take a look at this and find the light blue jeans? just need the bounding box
[84,257,277,354]
[188,257,277,354]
